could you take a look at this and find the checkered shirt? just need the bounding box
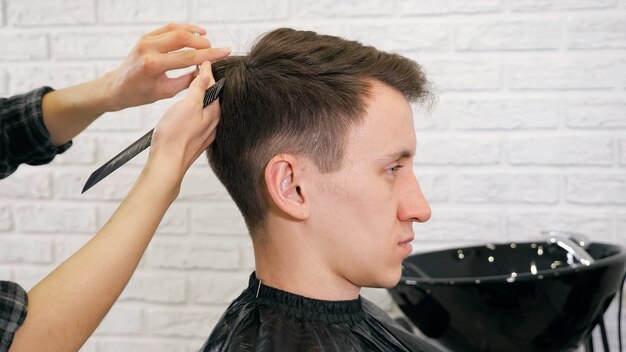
[0,281,28,351]
[0,86,72,179]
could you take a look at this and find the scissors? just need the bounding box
[82,77,225,193]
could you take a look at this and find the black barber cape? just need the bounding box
[201,273,441,352]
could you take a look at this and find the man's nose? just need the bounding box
[398,173,431,223]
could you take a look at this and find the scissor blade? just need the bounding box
[81,78,225,193]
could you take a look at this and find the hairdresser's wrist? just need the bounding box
[98,69,127,112]
[141,154,185,202]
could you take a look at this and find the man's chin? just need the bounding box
[366,270,403,289]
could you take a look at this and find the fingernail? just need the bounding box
[219,47,231,54]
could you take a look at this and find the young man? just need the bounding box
[202,28,436,351]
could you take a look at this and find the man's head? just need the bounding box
[209,28,431,234]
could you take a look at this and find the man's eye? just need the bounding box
[386,165,403,176]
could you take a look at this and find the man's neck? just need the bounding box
[252,224,361,301]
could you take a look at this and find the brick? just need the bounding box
[450,99,560,130]
[295,0,390,18]
[53,169,138,201]
[177,169,232,201]
[141,98,178,129]
[52,134,96,165]
[94,305,143,335]
[362,287,396,312]
[9,66,96,96]
[617,213,626,244]
[146,308,224,338]
[398,0,501,14]
[457,172,561,203]
[51,32,140,60]
[0,206,11,231]
[567,18,626,49]
[507,59,617,90]
[0,169,51,198]
[14,204,97,233]
[12,267,51,291]
[53,236,91,264]
[457,21,561,51]
[0,33,47,60]
[98,0,188,24]
[565,101,626,128]
[418,59,501,91]
[7,0,95,25]
[621,58,626,89]
[190,202,247,236]
[96,134,147,166]
[0,70,6,96]
[0,237,53,264]
[348,23,449,52]
[89,107,142,131]
[413,209,503,242]
[189,273,248,304]
[507,212,613,242]
[193,0,289,21]
[241,241,255,271]
[119,272,186,303]
[620,139,626,165]
[510,0,617,11]
[157,205,189,235]
[413,103,449,131]
[147,238,240,270]
[508,135,612,166]
[0,268,12,281]
[414,171,450,203]
[414,137,500,165]
[74,340,97,352]
[566,173,626,204]
[99,339,182,352]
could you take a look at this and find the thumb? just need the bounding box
[187,61,215,101]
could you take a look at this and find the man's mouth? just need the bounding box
[398,234,415,245]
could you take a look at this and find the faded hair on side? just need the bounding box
[208,28,431,232]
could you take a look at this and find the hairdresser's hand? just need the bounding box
[10,65,223,352]
[147,61,221,187]
[104,23,230,112]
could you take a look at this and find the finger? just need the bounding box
[186,61,215,102]
[143,23,206,38]
[149,30,213,53]
[152,48,230,73]
[162,71,196,98]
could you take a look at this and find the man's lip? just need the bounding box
[398,236,414,244]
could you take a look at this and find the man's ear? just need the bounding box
[264,154,309,221]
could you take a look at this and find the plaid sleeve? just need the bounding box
[0,87,73,179]
[0,281,28,351]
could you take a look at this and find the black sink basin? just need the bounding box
[389,242,626,352]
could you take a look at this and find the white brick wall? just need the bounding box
[0,1,624,351]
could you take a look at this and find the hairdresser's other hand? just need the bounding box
[147,61,220,189]
[104,23,230,111]
[9,64,223,352]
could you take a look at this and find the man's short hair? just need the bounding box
[209,28,431,231]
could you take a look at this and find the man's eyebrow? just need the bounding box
[378,150,413,163]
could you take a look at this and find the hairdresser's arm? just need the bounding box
[9,61,221,352]
[42,23,229,146]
